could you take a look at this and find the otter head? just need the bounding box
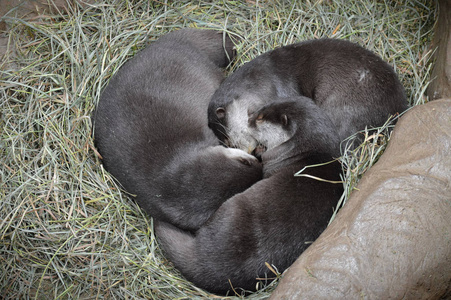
[247,100,296,159]
[207,59,298,152]
[208,92,271,153]
[247,97,341,162]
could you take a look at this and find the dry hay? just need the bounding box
[0,0,436,298]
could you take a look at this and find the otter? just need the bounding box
[94,29,262,232]
[208,38,407,151]
[155,97,344,295]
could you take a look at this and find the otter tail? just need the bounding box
[154,220,197,275]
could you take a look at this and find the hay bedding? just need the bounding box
[0,0,436,298]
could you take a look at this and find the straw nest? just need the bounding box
[0,0,436,298]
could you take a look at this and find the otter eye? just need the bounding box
[216,107,226,119]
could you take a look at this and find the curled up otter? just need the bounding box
[208,38,407,151]
[155,97,344,294]
[94,29,262,232]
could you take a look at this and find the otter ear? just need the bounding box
[215,107,226,119]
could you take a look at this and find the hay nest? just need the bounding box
[0,0,436,298]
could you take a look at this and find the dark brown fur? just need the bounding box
[94,29,262,232]
[208,38,407,150]
[156,97,343,294]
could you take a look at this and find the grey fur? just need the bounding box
[93,29,262,232]
[208,38,407,151]
[156,97,343,295]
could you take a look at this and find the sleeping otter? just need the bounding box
[155,97,344,295]
[94,29,262,232]
[208,38,407,151]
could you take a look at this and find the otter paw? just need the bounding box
[223,147,259,166]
